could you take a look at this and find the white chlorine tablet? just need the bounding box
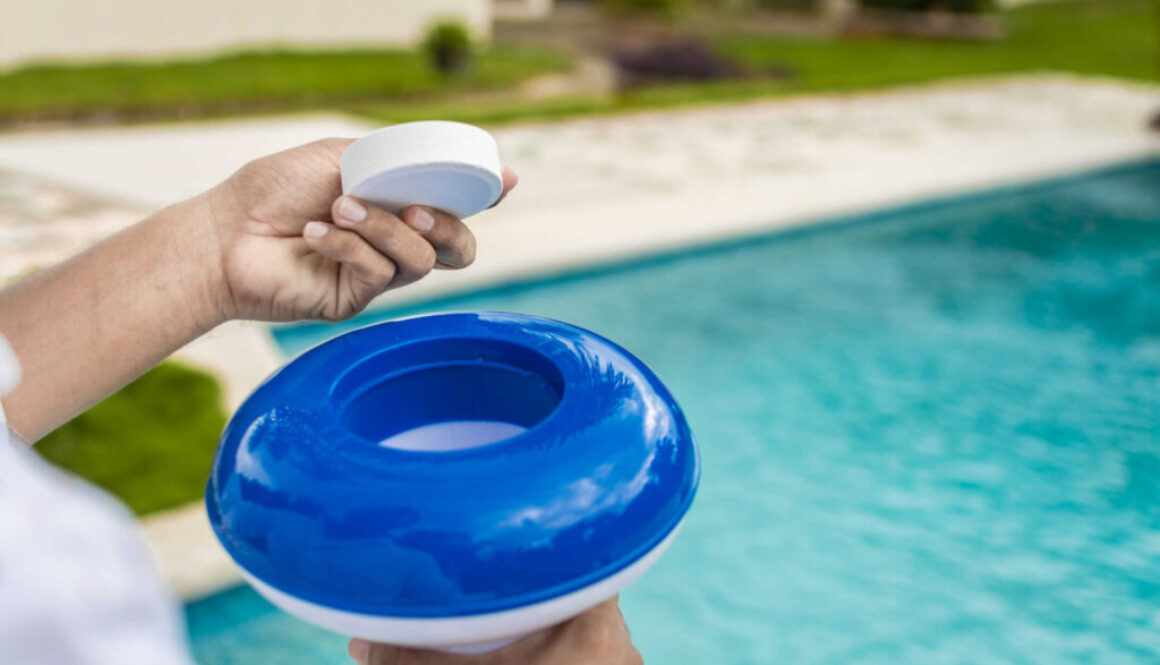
[341,121,504,219]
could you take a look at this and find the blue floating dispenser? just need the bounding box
[207,312,699,653]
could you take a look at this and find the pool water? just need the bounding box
[187,160,1160,664]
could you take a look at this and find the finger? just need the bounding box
[302,221,397,313]
[348,638,371,665]
[359,635,549,665]
[399,206,476,270]
[361,642,463,665]
[332,196,437,287]
[489,167,519,209]
[361,643,400,665]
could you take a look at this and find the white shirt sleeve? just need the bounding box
[0,333,196,665]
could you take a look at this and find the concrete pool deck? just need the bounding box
[1,73,1157,599]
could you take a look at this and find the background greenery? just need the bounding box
[714,0,1154,89]
[600,0,690,17]
[0,46,572,124]
[36,362,227,515]
[357,0,1158,126]
[0,0,1154,128]
[859,0,995,13]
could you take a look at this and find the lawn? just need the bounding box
[1,1,1153,128]
[711,0,1157,92]
[356,0,1158,125]
[0,46,574,124]
[35,361,227,516]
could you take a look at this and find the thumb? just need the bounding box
[349,639,373,664]
[350,639,412,665]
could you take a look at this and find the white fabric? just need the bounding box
[0,333,195,665]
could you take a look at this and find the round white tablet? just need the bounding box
[341,121,503,219]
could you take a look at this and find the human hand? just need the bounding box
[0,135,520,440]
[200,138,517,323]
[347,599,642,665]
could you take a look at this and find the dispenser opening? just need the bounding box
[338,339,564,453]
[378,420,528,452]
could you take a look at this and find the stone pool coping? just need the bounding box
[4,73,1154,600]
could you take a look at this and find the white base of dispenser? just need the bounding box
[239,523,683,653]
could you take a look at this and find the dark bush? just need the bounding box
[612,36,746,85]
[600,0,689,18]
[423,21,473,74]
[861,0,994,13]
[754,0,816,9]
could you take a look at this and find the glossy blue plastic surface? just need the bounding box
[207,312,699,617]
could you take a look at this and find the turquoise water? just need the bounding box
[187,160,1160,664]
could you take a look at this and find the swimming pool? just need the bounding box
[187,159,1160,664]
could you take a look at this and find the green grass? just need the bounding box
[0,46,573,123]
[35,361,227,516]
[357,0,1158,126]
[712,0,1157,91]
[1,1,1151,127]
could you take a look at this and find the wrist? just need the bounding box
[150,193,234,333]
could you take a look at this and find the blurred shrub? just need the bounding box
[861,0,995,12]
[754,0,815,9]
[613,36,745,84]
[423,21,474,74]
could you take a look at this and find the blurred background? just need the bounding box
[0,0,1154,130]
[1,1,1158,663]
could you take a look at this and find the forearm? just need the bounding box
[0,195,226,441]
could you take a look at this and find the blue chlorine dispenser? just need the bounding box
[205,124,700,654]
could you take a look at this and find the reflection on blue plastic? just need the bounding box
[207,312,700,617]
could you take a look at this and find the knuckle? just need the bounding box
[398,258,433,285]
[418,243,438,274]
[336,232,361,256]
[375,261,398,288]
[462,233,477,266]
[367,211,404,245]
[394,241,436,282]
[452,230,477,267]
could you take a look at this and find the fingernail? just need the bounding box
[409,208,435,233]
[338,197,368,224]
[348,638,371,664]
[304,221,329,238]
